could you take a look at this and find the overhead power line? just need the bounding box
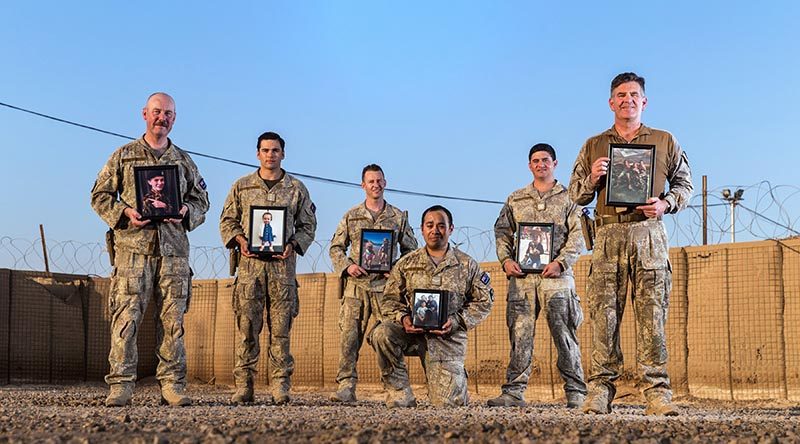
[0,100,503,205]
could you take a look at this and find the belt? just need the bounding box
[595,213,657,227]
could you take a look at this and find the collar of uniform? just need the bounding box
[425,244,459,270]
[524,180,565,200]
[136,137,175,158]
[250,168,294,190]
[357,200,396,221]
[602,124,653,140]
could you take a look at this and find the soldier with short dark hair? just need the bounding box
[219,131,317,405]
[568,72,693,416]
[489,143,587,409]
[91,92,210,407]
[370,205,494,407]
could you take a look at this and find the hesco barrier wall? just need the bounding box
[1,238,799,401]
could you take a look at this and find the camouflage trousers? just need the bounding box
[502,274,586,398]
[370,320,469,407]
[335,280,382,385]
[587,219,672,400]
[232,256,299,388]
[106,251,189,388]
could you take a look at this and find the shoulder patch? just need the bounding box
[480,271,491,285]
[198,177,207,190]
[310,202,316,213]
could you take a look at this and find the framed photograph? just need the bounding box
[133,165,182,221]
[247,206,287,256]
[411,289,449,330]
[359,229,395,273]
[516,222,554,274]
[605,143,656,207]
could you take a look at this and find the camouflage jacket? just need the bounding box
[381,245,494,331]
[329,201,418,291]
[568,124,693,216]
[90,138,209,257]
[494,182,585,280]
[219,169,317,256]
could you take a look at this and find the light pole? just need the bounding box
[721,188,744,243]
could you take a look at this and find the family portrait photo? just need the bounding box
[411,289,447,329]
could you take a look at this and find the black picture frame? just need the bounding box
[605,143,656,207]
[247,206,288,256]
[516,222,554,274]
[133,165,182,221]
[359,229,395,273]
[411,289,449,330]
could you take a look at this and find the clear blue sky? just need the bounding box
[1,2,799,273]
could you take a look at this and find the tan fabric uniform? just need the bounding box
[219,170,317,389]
[329,202,418,386]
[568,125,692,404]
[370,246,494,407]
[494,182,587,399]
[90,138,210,389]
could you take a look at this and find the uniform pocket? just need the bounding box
[338,297,362,330]
[568,290,584,330]
[161,257,189,299]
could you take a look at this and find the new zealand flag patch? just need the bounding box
[480,271,490,285]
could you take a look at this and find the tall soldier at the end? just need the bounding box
[568,72,692,416]
[328,164,418,403]
[489,143,587,408]
[220,131,317,405]
[91,92,210,407]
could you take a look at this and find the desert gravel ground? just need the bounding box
[1,382,800,443]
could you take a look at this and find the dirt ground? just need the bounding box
[1,382,800,443]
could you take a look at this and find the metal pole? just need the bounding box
[730,201,736,243]
[39,224,50,275]
[702,175,708,245]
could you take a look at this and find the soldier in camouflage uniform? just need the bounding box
[328,164,418,403]
[488,143,587,408]
[568,72,693,416]
[90,92,210,407]
[370,205,494,407]
[219,131,317,405]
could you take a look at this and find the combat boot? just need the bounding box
[271,378,291,405]
[566,392,586,409]
[160,384,191,406]
[645,392,679,416]
[486,392,527,407]
[105,384,133,407]
[231,386,255,404]
[330,380,357,403]
[386,387,417,408]
[582,388,613,414]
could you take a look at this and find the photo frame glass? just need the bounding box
[247,206,287,256]
[606,144,656,207]
[411,289,448,330]
[516,222,554,274]
[133,165,182,221]
[359,229,395,273]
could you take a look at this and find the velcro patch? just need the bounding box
[480,271,490,285]
[310,202,317,213]
[198,177,207,190]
